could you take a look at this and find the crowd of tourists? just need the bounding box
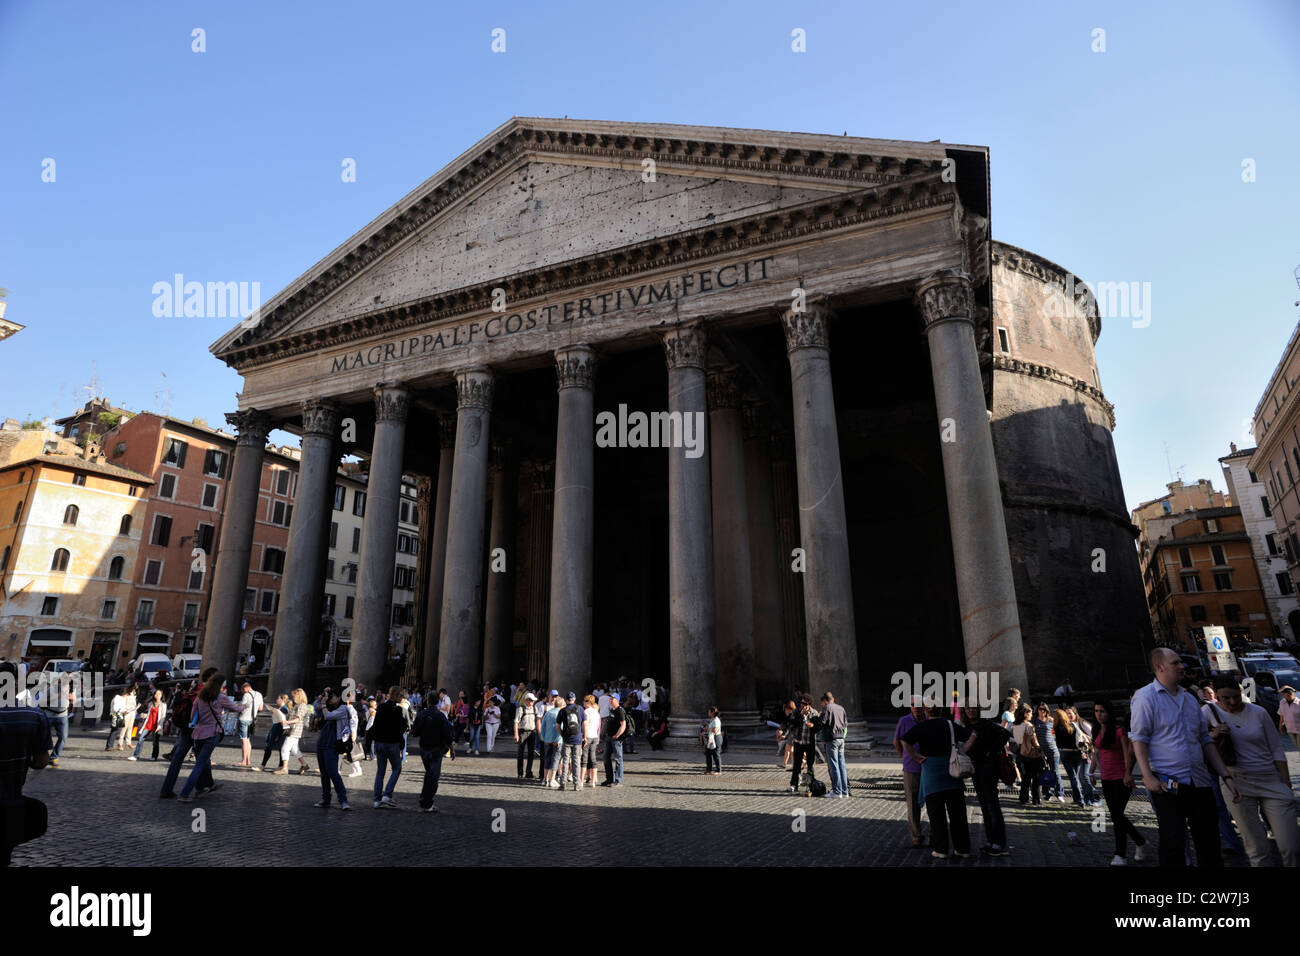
[892,649,1299,866]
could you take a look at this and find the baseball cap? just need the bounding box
[1281,685,1295,693]
[567,691,577,701]
[524,692,537,701]
[610,692,620,702]
[549,689,560,697]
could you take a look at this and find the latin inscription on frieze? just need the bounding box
[328,255,774,374]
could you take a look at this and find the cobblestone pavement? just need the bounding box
[13,729,1297,867]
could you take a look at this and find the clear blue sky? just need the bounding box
[2,0,1297,512]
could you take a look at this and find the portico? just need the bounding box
[207,118,1032,735]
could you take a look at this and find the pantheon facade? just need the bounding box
[207,118,1149,735]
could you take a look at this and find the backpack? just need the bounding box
[562,706,581,739]
[171,690,196,730]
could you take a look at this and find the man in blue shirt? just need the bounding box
[1130,647,1240,867]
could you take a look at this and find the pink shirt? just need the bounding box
[1093,726,1128,780]
[1278,698,1300,734]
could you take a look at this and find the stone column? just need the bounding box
[203,409,273,677]
[662,323,716,737]
[436,367,494,697]
[526,462,555,682]
[781,302,861,719]
[482,440,517,686]
[743,402,787,705]
[916,271,1028,695]
[770,429,809,694]
[420,417,455,685]
[707,365,759,726]
[350,384,410,693]
[270,400,340,694]
[547,346,597,695]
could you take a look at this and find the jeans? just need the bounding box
[49,714,69,759]
[972,760,1006,847]
[603,738,623,783]
[179,736,220,797]
[133,728,161,760]
[1149,782,1222,868]
[318,740,347,805]
[825,738,847,795]
[1221,768,1299,866]
[1101,779,1146,858]
[468,724,482,753]
[161,727,211,796]
[1017,755,1043,803]
[419,748,445,808]
[262,724,284,766]
[560,743,581,783]
[926,788,971,855]
[1060,749,1091,804]
[373,741,404,800]
[517,730,536,775]
[704,746,721,772]
[1040,746,1062,797]
[789,743,816,789]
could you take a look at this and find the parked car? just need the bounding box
[1238,652,1300,719]
[128,653,173,683]
[40,658,85,674]
[172,654,202,679]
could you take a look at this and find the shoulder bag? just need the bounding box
[948,720,974,779]
[1206,703,1237,768]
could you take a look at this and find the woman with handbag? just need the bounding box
[106,686,135,751]
[702,706,722,775]
[900,703,973,859]
[1011,703,1043,806]
[1033,703,1065,804]
[1092,700,1148,866]
[961,704,1011,856]
[1053,708,1092,807]
[177,674,242,802]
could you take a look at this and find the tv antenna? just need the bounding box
[76,362,104,408]
[153,372,173,416]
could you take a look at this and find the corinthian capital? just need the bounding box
[455,366,495,410]
[374,383,410,423]
[915,271,974,330]
[554,344,597,390]
[780,301,831,353]
[225,409,274,448]
[300,399,341,438]
[706,366,743,411]
[662,323,707,370]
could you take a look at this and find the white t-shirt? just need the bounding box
[437,694,451,714]
[583,706,601,740]
[597,694,610,718]
[484,704,501,725]
[636,692,651,713]
[240,690,263,722]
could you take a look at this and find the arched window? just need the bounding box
[64,504,79,527]
[119,514,131,535]
[108,556,125,580]
[51,548,70,572]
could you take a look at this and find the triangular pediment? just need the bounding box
[212,118,961,364]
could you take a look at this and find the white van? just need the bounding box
[129,653,173,681]
[172,654,202,679]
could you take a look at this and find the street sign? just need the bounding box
[1203,625,1236,673]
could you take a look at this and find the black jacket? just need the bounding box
[410,706,455,752]
[367,700,407,745]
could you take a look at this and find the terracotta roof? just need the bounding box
[2,453,154,484]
